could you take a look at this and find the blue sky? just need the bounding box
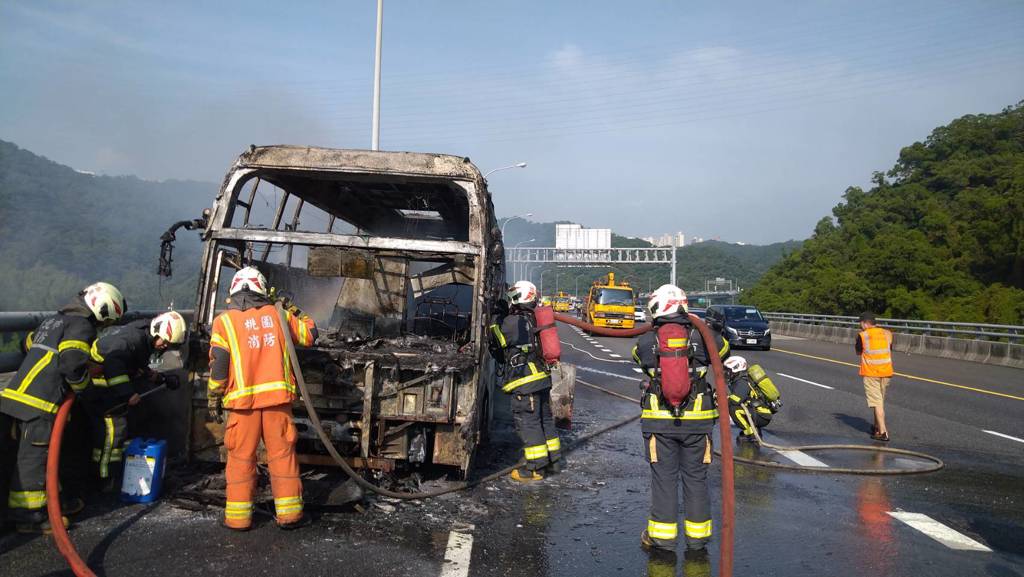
[2,0,1022,243]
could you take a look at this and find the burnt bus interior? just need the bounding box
[191,165,502,475]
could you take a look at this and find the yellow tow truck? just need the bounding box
[552,291,573,313]
[586,272,636,330]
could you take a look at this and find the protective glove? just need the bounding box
[162,374,181,391]
[206,394,223,424]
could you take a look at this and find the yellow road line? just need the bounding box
[773,347,1024,402]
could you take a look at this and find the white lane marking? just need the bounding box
[633,368,644,373]
[776,372,834,390]
[982,430,1024,444]
[598,348,612,353]
[887,512,991,552]
[560,341,633,364]
[771,334,804,341]
[776,449,829,468]
[609,353,622,358]
[576,365,644,382]
[440,529,475,577]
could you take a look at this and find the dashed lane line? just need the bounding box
[776,449,829,468]
[609,353,622,358]
[776,372,835,390]
[561,340,633,364]
[982,430,1024,444]
[439,528,475,577]
[773,347,1024,402]
[576,365,644,382]
[887,512,991,552]
[633,368,644,373]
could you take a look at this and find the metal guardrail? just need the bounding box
[763,312,1024,343]
[0,310,195,333]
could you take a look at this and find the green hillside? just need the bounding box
[743,102,1024,324]
[0,140,213,311]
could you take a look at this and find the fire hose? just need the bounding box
[46,393,98,577]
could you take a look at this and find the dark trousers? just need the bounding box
[510,391,561,471]
[728,399,772,436]
[1,412,53,522]
[82,399,127,480]
[644,431,712,548]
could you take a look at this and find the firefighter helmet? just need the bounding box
[647,284,688,319]
[151,311,187,344]
[723,355,748,374]
[508,280,538,305]
[229,266,268,296]
[82,282,126,323]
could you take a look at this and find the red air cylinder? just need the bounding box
[656,323,691,409]
[534,305,562,364]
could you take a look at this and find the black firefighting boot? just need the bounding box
[13,509,69,534]
[640,529,676,551]
[546,458,564,475]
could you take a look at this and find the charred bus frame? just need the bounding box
[187,146,505,476]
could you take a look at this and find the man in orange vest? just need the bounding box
[207,266,317,531]
[856,312,894,442]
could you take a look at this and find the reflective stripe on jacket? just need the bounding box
[859,327,893,377]
[0,307,95,419]
[208,304,317,410]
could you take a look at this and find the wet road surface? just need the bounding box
[1,322,1021,576]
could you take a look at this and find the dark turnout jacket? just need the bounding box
[490,306,552,395]
[1,300,96,419]
[89,319,158,404]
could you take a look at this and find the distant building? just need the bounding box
[643,231,686,248]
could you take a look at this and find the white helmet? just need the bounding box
[151,311,187,344]
[647,284,688,319]
[508,280,538,305]
[82,282,126,323]
[229,266,268,296]
[723,356,748,374]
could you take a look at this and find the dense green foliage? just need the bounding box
[0,140,213,311]
[744,103,1024,323]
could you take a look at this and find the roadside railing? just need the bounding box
[763,312,1024,343]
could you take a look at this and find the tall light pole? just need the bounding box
[539,268,556,296]
[485,162,527,178]
[500,212,533,240]
[371,0,384,150]
[511,238,535,280]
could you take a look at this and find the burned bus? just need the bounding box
[176,146,506,476]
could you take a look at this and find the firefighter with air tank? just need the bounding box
[631,284,729,557]
[489,280,564,482]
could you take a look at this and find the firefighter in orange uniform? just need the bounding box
[207,266,317,531]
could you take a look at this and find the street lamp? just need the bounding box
[539,268,556,295]
[511,238,535,280]
[501,212,533,239]
[485,162,527,178]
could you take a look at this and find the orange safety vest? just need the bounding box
[209,305,316,410]
[859,327,893,377]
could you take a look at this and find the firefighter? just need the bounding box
[84,310,187,490]
[0,282,125,533]
[723,356,782,443]
[207,266,317,531]
[489,280,562,482]
[631,284,724,555]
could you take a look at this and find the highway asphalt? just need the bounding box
[0,322,1021,576]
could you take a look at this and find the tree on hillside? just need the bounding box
[744,102,1024,324]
